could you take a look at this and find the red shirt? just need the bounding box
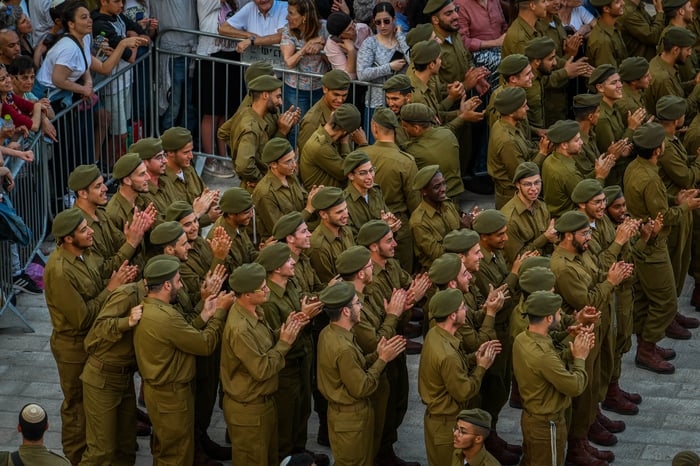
[456,0,508,52]
[1,93,35,129]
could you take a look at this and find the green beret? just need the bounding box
[672,451,700,466]
[431,288,464,318]
[444,229,480,253]
[373,107,400,129]
[129,137,163,160]
[248,74,283,92]
[572,93,602,110]
[472,209,507,234]
[256,242,291,272]
[52,208,84,238]
[112,153,142,180]
[272,212,305,240]
[656,94,687,121]
[219,187,253,214]
[547,120,580,144]
[343,150,371,176]
[456,408,492,431]
[335,245,372,275]
[413,164,440,190]
[588,64,617,87]
[428,253,462,285]
[68,164,101,191]
[524,36,556,60]
[357,220,391,246]
[406,23,434,48]
[165,201,194,222]
[525,290,562,317]
[513,161,540,183]
[571,178,604,203]
[497,54,529,76]
[400,102,435,124]
[618,56,649,82]
[311,186,345,210]
[519,255,551,275]
[554,210,589,233]
[411,40,441,65]
[663,0,690,12]
[519,266,555,294]
[333,103,362,132]
[150,221,185,245]
[321,69,351,90]
[632,122,666,150]
[143,255,180,285]
[245,61,274,84]
[589,0,612,7]
[423,0,451,15]
[603,185,623,205]
[494,87,526,115]
[663,26,696,47]
[262,137,294,163]
[229,263,267,294]
[319,281,356,307]
[383,74,414,93]
[161,126,192,151]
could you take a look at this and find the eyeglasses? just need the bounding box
[576,229,592,238]
[375,18,392,25]
[14,74,35,82]
[354,166,375,176]
[153,152,166,161]
[253,283,270,294]
[351,299,363,308]
[520,180,541,188]
[278,156,298,167]
[588,198,606,207]
[452,425,476,436]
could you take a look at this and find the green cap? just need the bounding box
[357,220,391,246]
[519,255,551,275]
[165,201,194,222]
[428,253,463,285]
[672,451,700,466]
[406,23,434,48]
[256,242,291,272]
[513,161,540,183]
[150,221,185,245]
[400,102,435,124]
[112,153,143,180]
[547,120,580,144]
[554,210,589,232]
[319,281,356,307]
[262,137,294,163]
[632,122,666,149]
[383,74,414,93]
[497,54,529,77]
[423,0,452,15]
[663,0,690,12]
[588,64,617,87]
[333,103,362,132]
[618,56,649,82]
[431,288,464,318]
[143,255,180,285]
[413,164,440,190]
[229,263,267,294]
[472,209,507,234]
[494,86,526,115]
[311,186,345,210]
[272,211,305,240]
[245,61,274,84]
[248,74,283,92]
[456,408,492,430]
[161,126,192,151]
[321,69,351,90]
[52,208,84,238]
[573,93,602,109]
[524,36,556,59]
[373,107,400,129]
[219,187,253,214]
[336,245,372,275]
[343,150,371,176]
[411,40,441,65]
[603,185,623,205]
[525,290,562,317]
[656,94,687,121]
[590,0,612,7]
[444,229,480,253]
[67,164,101,191]
[662,26,696,47]
[519,266,555,294]
[571,178,604,203]
[129,137,163,160]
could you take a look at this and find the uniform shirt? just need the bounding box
[474,247,519,326]
[141,177,175,225]
[353,289,400,355]
[596,100,634,187]
[105,191,142,233]
[404,126,465,199]
[618,1,665,61]
[526,67,569,132]
[659,134,700,195]
[536,16,571,125]
[298,98,333,155]
[365,257,412,304]
[452,446,502,466]
[181,236,222,307]
[344,184,387,237]
[684,113,700,156]
[162,165,210,227]
[542,151,582,217]
[252,171,310,241]
[309,223,355,283]
[262,279,313,361]
[291,251,324,295]
[207,217,258,271]
[408,72,464,134]
[300,126,350,190]
[502,16,540,57]
[614,83,645,128]
[435,30,474,85]
[586,21,628,68]
[0,445,70,466]
[229,107,270,183]
[646,55,700,119]
[409,200,461,270]
[501,194,552,267]
[456,298,497,355]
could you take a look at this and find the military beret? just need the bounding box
[219,187,253,214]
[343,150,371,175]
[336,245,372,275]
[256,242,292,272]
[656,94,687,121]
[68,164,101,191]
[589,0,612,7]
[663,26,696,47]
[229,263,267,294]
[357,220,391,246]
[400,102,435,124]
[413,164,441,190]
[494,86,526,115]
[373,107,400,129]
[672,451,700,466]
[52,208,84,238]
[319,281,356,307]
[262,137,294,163]
[497,54,529,76]
[326,12,352,36]
[272,211,305,240]
[161,126,192,151]
[245,61,274,84]
[664,0,690,12]
[333,103,362,132]
[456,408,492,431]
[472,209,507,234]
[129,137,163,160]
[618,56,649,82]
[524,36,556,59]
[588,64,617,87]
[150,221,185,245]
[383,74,414,93]
[248,75,283,92]
[632,122,666,149]
[428,253,463,285]
[406,23,434,48]
[431,288,464,318]
[554,210,589,233]
[423,0,452,15]
[525,290,562,317]
[143,254,180,284]
[321,69,351,90]
[572,93,602,109]
[513,161,540,183]
[546,120,580,144]
[20,403,46,425]
[112,153,143,180]
[603,185,623,205]
[411,39,441,65]
[571,178,604,203]
[165,201,194,222]
[444,229,480,253]
[519,266,556,294]
[311,186,345,210]
[519,255,551,275]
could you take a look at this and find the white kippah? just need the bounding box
[21,404,46,423]
[280,456,292,466]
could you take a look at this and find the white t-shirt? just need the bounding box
[565,6,595,31]
[36,35,93,89]
[226,0,288,36]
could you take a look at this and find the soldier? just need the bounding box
[130,137,174,224]
[0,404,70,465]
[542,119,588,217]
[502,0,547,57]
[618,0,665,60]
[586,0,629,67]
[615,57,652,128]
[660,0,698,82]
[298,69,351,154]
[382,74,414,148]
[444,229,489,313]
[272,212,324,295]
[485,53,534,128]
[105,153,151,231]
[207,187,259,272]
[452,409,501,466]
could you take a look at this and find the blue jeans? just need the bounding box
[364,106,376,145]
[159,56,196,134]
[284,84,322,150]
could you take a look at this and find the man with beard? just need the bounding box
[502,0,548,57]
[587,0,629,67]
[130,137,173,224]
[452,409,501,466]
[617,0,665,61]
[573,93,623,183]
[207,188,259,273]
[615,57,652,128]
[298,70,351,154]
[382,74,414,148]
[660,0,698,82]
[105,153,152,231]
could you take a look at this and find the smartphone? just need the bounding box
[390,50,404,62]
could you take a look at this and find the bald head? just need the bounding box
[0,29,20,63]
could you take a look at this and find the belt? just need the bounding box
[87,355,136,375]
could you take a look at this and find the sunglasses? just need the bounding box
[375,18,392,25]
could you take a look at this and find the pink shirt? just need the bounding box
[324,22,372,80]
[455,0,507,52]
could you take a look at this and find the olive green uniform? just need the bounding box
[535,16,571,125]
[298,99,334,155]
[408,72,464,133]
[578,130,601,180]
[404,126,465,199]
[486,85,535,134]
[218,94,281,141]
[451,446,501,466]
[528,66,570,133]
[615,83,646,128]
[300,126,351,190]
[161,165,213,227]
[0,446,70,466]
[105,191,140,233]
[252,172,311,241]
[292,251,325,295]
[501,195,552,267]
[344,184,390,237]
[207,216,258,273]
[596,100,634,187]
[309,223,356,283]
[228,107,270,186]
[682,115,700,284]
[409,200,461,270]
[618,2,665,61]
[502,16,541,57]
[586,22,629,68]
[542,152,584,217]
[646,55,700,120]
[141,177,174,225]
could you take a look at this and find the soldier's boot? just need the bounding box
[596,408,625,433]
[587,418,618,446]
[316,415,330,447]
[489,430,523,455]
[484,431,521,465]
[193,440,223,466]
[691,283,700,309]
[508,378,523,409]
[602,382,639,415]
[675,312,699,329]
[618,383,642,404]
[584,439,615,463]
[655,343,676,361]
[636,338,676,374]
[201,432,231,461]
[665,319,691,340]
[565,438,608,466]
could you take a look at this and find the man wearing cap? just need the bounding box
[509,262,556,344]
[452,409,501,466]
[273,212,323,295]
[618,0,665,61]
[615,57,652,127]
[444,229,489,313]
[0,403,70,465]
[586,0,629,67]
[485,54,534,127]
[660,0,699,82]
[105,153,152,232]
[502,0,547,57]
[383,74,414,147]
[298,69,351,154]
[44,209,136,465]
[512,290,593,466]
[672,450,700,466]
[316,281,407,466]
[207,187,259,272]
[130,137,175,223]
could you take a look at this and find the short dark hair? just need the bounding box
[633,145,657,160]
[7,55,36,76]
[573,106,597,121]
[61,1,88,28]
[414,62,430,72]
[527,314,546,324]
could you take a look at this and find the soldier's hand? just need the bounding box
[460,205,481,229]
[108,260,134,291]
[570,331,595,360]
[563,33,582,57]
[207,226,232,260]
[200,294,219,322]
[463,66,489,91]
[280,312,305,344]
[201,264,227,300]
[459,96,485,122]
[193,189,216,218]
[351,127,368,146]
[301,295,324,319]
[216,291,236,312]
[124,206,149,247]
[409,272,431,303]
[538,135,552,156]
[306,185,323,213]
[207,204,222,223]
[595,153,615,180]
[483,284,508,316]
[640,218,654,242]
[544,218,558,243]
[606,261,627,286]
[377,335,407,362]
[512,250,539,274]
[328,274,342,286]
[652,212,664,236]
[446,81,466,101]
[385,288,407,317]
[259,235,277,250]
[613,220,635,246]
[653,0,664,13]
[475,340,501,369]
[128,304,143,327]
[627,108,647,130]
[142,202,158,228]
[573,305,601,326]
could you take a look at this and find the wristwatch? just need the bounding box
[249,36,255,45]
